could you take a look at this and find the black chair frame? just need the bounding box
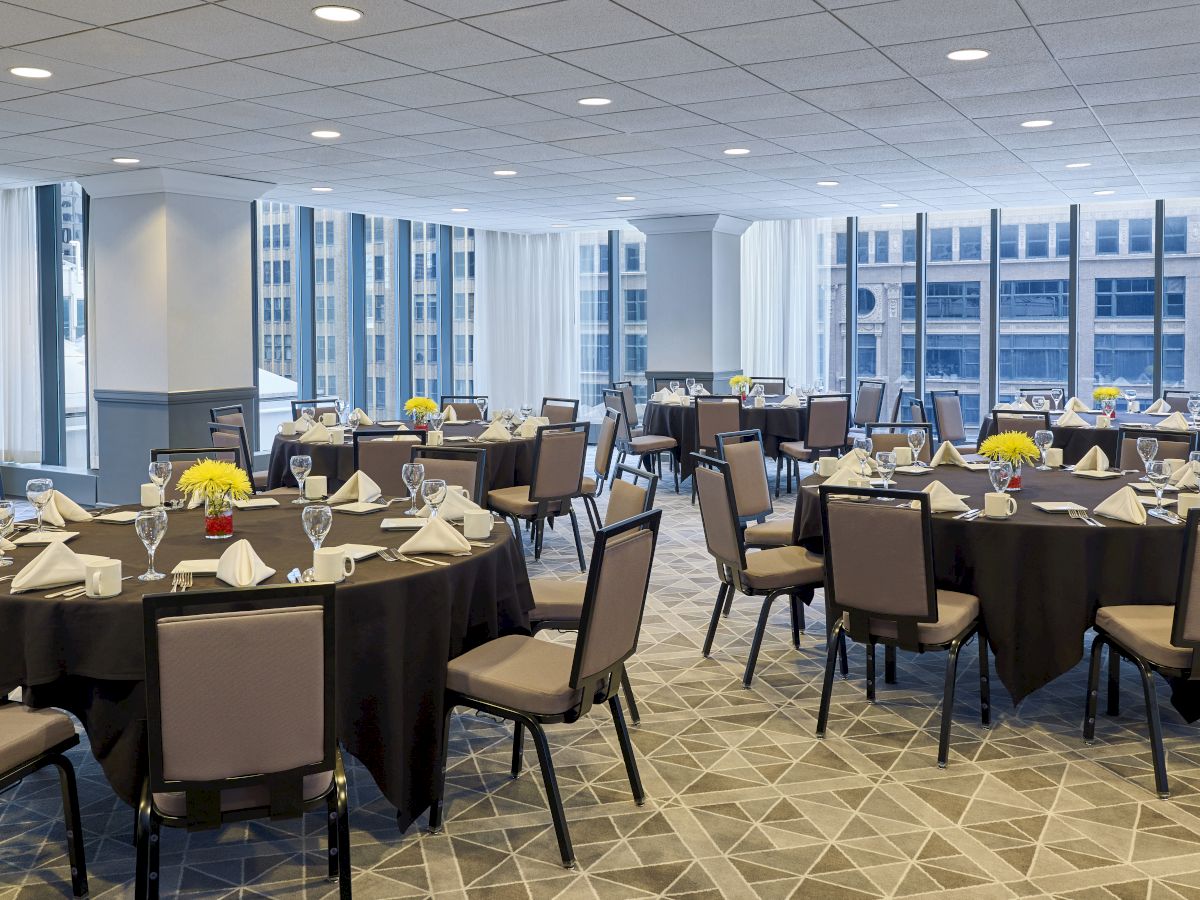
[605,388,680,494]
[290,398,340,420]
[207,422,258,494]
[440,395,487,420]
[411,445,488,506]
[715,428,773,527]
[776,392,852,496]
[540,396,580,422]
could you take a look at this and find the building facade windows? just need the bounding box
[1095,220,1120,254]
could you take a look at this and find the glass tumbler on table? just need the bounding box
[1034,430,1054,470]
[290,454,313,504]
[402,462,425,516]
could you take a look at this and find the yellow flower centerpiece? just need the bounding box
[979,431,1039,490]
[1093,385,1120,417]
[729,375,753,398]
[405,396,438,427]
[176,459,252,539]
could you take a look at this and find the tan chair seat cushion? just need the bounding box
[1096,605,1189,670]
[0,704,76,773]
[581,476,597,497]
[630,434,676,453]
[447,634,581,716]
[743,546,824,591]
[529,579,585,624]
[779,441,812,461]
[861,590,979,645]
[952,444,978,454]
[154,771,333,818]
[745,519,793,548]
[488,485,537,517]
[631,427,644,439]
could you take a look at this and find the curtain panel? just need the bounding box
[0,186,41,463]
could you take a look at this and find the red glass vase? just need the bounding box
[204,493,234,540]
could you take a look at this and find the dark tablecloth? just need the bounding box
[793,466,1188,707]
[643,398,806,477]
[0,497,533,831]
[978,411,1185,465]
[267,422,536,493]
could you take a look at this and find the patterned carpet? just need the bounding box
[4,466,1200,899]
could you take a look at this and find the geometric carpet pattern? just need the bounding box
[4,470,1200,898]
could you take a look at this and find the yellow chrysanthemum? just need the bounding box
[1092,386,1121,401]
[979,431,1040,466]
[404,397,438,415]
[176,458,252,503]
[729,375,752,390]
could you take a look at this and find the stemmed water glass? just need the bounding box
[501,408,515,430]
[0,500,14,567]
[1016,390,1026,407]
[301,407,316,428]
[149,460,173,508]
[786,378,796,397]
[335,399,347,425]
[876,452,896,495]
[348,410,361,431]
[852,436,873,479]
[1147,460,1172,520]
[1188,393,1200,428]
[815,378,825,394]
[1125,389,1138,412]
[25,478,53,533]
[1051,388,1063,411]
[1136,437,1159,479]
[988,459,1013,493]
[685,377,697,395]
[669,380,680,396]
[134,508,168,581]
[290,454,313,504]
[301,503,333,551]
[1031,395,1046,412]
[1033,430,1054,470]
[430,410,446,432]
[402,462,425,516]
[474,397,488,422]
[421,478,448,518]
[520,405,533,422]
[907,429,927,467]
[802,383,813,397]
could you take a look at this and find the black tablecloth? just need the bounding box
[267,422,536,493]
[793,466,1189,708]
[0,496,533,831]
[978,411,1184,465]
[643,398,806,477]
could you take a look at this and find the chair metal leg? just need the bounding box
[511,721,525,779]
[525,717,575,868]
[334,755,351,898]
[620,668,641,726]
[744,590,786,687]
[816,624,844,737]
[827,611,849,677]
[789,595,801,649]
[1107,645,1121,716]
[978,624,991,727]
[703,583,729,658]
[1084,633,1105,743]
[722,584,734,617]
[774,457,782,498]
[938,638,964,768]
[567,506,586,572]
[673,454,680,493]
[865,641,876,702]
[884,645,897,684]
[427,706,456,833]
[50,755,87,898]
[1132,655,1170,798]
[533,518,544,559]
[135,780,155,900]
[608,695,645,805]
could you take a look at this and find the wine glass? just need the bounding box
[25,478,53,533]
[1136,436,1159,478]
[302,406,316,426]
[1147,460,1171,519]
[802,383,813,397]
[290,454,313,504]
[852,436,873,478]
[0,500,14,567]
[786,378,796,397]
[988,459,1013,494]
[1031,395,1046,412]
[335,399,347,425]
[402,462,425,516]
[148,460,173,509]
[474,397,488,422]
[1125,389,1137,412]
[876,451,896,494]
[815,378,826,394]
[1188,393,1200,427]
[520,405,533,422]
[301,503,333,551]
[1016,390,1026,407]
[1051,388,1063,411]
[501,408,514,430]
[907,429,927,467]
[685,377,696,396]
[669,380,680,396]
[348,410,361,431]
[1033,429,1054,471]
[134,508,168,582]
[430,410,446,432]
[421,478,448,518]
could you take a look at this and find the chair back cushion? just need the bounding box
[1174,512,1200,651]
[869,431,931,463]
[994,412,1049,438]
[806,396,850,450]
[723,438,771,519]
[604,478,649,527]
[604,391,632,443]
[696,398,742,451]
[594,411,620,479]
[1119,437,1192,471]
[540,399,578,425]
[531,428,588,501]
[575,528,655,684]
[694,463,742,566]
[445,401,482,421]
[358,438,421,496]
[214,411,245,429]
[418,457,480,503]
[619,384,639,430]
[933,393,966,444]
[854,381,884,427]
[826,501,931,619]
[163,453,236,501]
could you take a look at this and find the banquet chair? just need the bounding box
[776,393,852,497]
[851,379,887,434]
[992,410,1051,437]
[613,381,642,435]
[208,422,266,493]
[1016,388,1060,407]
[353,430,425,498]
[817,485,989,768]
[488,421,590,570]
[865,422,933,464]
[581,407,621,532]
[540,397,579,425]
[715,430,786,547]
[290,398,339,421]
[137,584,350,899]
[603,388,679,493]
[0,702,88,897]
[909,398,928,424]
[890,389,910,422]
[651,375,711,393]
[693,454,825,687]
[1083,508,1200,798]
[209,403,247,429]
[750,376,786,394]
[930,390,978,452]
[431,510,661,868]
[149,448,239,502]
[691,395,743,503]
[411,446,487,505]
[441,396,485,421]
[1163,390,1193,413]
[1116,428,1198,470]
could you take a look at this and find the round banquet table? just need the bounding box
[266,421,536,492]
[642,396,807,478]
[793,465,1194,712]
[0,494,533,831]
[978,410,1194,465]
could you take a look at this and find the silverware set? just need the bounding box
[954,508,982,520]
[377,548,449,567]
[46,575,134,600]
[1067,508,1106,527]
[170,572,194,592]
[1148,507,1185,525]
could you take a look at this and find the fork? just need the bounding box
[178,571,193,592]
[378,548,434,567]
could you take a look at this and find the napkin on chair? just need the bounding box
[1146,398,1170,414]
[910,480,970,514]
[328,470,383,504]
[515,416,549,438]
[479,420,511,442]
[10,542,105,593]
[1074,446,1110,473]
[1170,463,1198,489]
[1158,412,1191,432]
[216,539,275,587]
[298,422,332,444]
[780,394,802,408]
[1094,486,1147,524]
[1065,396,1090,412]
[931,441,968,467]
[1055,410,1088,428]
[443,406,457,422]
[417,487,482,522]
[835,451,878,474]
[351,407,373,426]
[400,516,472,555]
[38,490,93,528]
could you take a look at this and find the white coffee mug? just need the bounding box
[427,430,444,447]
[305,475,328,499]
[463,510,493,540]
[1044,448,1064,468]
[1095,416,1111,429]
[753,395,766,409]
[321,412,337,427]
[1177,493,1200,517]
[328,427,345,445]
[278,421,296,436]
[313,547,355,583]
[817,457,839,477]
[140,483,159,508]
[984,491,1017,518]
[894,447,913,466]
[1128,400,1140,413]
[86,558,122,598]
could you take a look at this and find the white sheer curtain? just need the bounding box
[741,219,829,387]
[475,229,581,413]
[0,187,41,463]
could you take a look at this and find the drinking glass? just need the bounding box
[148,460,173,508]
[421,478,448,518]
[0,500,14,567]
[685,377,696,395]
[988,459,1013,494]
[348,410,361,431]
[1033,429,1054,470]
[402,462,425,516]
[1188,393,1200,427]
[907,429,927,467]
[1051,388,1063,410]
[502,408,515,430]
[1125,389,1137,412]
[302,406,316,425]
[430,411,446,432]
[1189,451,1200,491]
[335,399,347,424]
[134,508,168,582]
[852,436,872,478]
[1136,436,1159,477]
[520,405,533,422]
[290,454,313,504]
[786,378,796,397]
[1147,460,1171,518]
[474,398,488,422]
[876,451,896,493]
[25,478,53,533]
[301,503,333,551]
[1031,395,1046,412]
[802,383,813,397]
[1016,390,1025,406]
[815,378,826,394]
[669,380,680,395]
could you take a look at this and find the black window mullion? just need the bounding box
[1153,199,1165,398]
[437,223,453,394]
[297,206,316,399]
[349,213,367,411]
[988,209,1000,409]
[608,229,619,385]
[844,218,857,393]
[396,220,412,407]
[1068,205,1080,397]
[36,184,65,466]
[914,213,928,401]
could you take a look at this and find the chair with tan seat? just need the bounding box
[604,388,679,492]
[149,448,239,503]
[909,398,928,424]
[137,584,350,899]
[208,422,267,493]
[776,393,851,496]
[290,398,339,421]
[1163,390,1192,414]
[716,430,789,548]
[749,376,785,395]
[694,454,825,687]
[930,390,977,452]
[993,410,1050,437]
[816,485,990,768]
[1084,509,1200,798]
[411,446,487,505]
[581,407,621,532]
[441,395,486,421]
[0,702,88,897]
[691,396,743,503]
[1116,427,1198,471]
[540,397,579,425]
[431,510,662,869]
[850,379,886,435]
[210,404,247,430]
[488,421,590,570]
[865,422,933,464]
[613,380,642,436]
[353,430,426,498]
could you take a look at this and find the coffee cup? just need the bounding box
[894,447,913,466]
[1128,400,1140,413]
[321,412,337,427]
[427,430,444,447]
[753,395,766,409]
[85,558,122,598]
[1044,448,1064,468]
[817,457,839,477]
[313,547,354,583]
[463,510,493,540]
[984,491,1017,518]
[1095,416,1111,429]
[1177,493,1200,517]
[305,475,327,500]
[140,483,159,508]
[278,421,296,436]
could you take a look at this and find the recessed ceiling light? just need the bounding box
[1021,119,1053,128]
[310,129,340,139]
[947,48,989,61]
[111,157,139,165]
[577,97,611,106]
[312,5,362,22]
[723,147,751,156]
[493,169,517,176]
[311,186,333,192]
[615,195,636,201]
[9,66,51,78]
[1093,189,1116,196]
[880,202,899,208]
[551,223,569,227]
[1065,162,1091,169]
[816,180,839,187]
[451,207,469,213]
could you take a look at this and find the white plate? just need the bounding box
[894,465,931,475]
[333,501,388,515]
[327,543,386,561]
[233,498,279,510]
[1033,501,1088,514]
[380,517,425,531]
[13,531,78,546]
[1138,496,1176,507]
[963,462,993,471]
[94,510,140,524]
[1131,483,1179,493]
[172,559,220,575]
[1073,469,1122,479]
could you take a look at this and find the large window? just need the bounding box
[451,226,475,395]
[256,200,301,449]
[617,229,648,406]
[1164,201,1198,391]
[364,215,394,420]
[314,209,351,403]
[578,231,611,410]
[412,221,440,401]
[59,182,88,468]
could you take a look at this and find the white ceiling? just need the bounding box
[2,0,1200,229]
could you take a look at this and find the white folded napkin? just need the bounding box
[1055,410,1088,428]
[216,539,275,587]
[351,407,373,426]
[392,433,422,443]
[0,535,15,552]
[1158,412,1191,432]
[1074,446,1111,473]
[1170,464,1198,489]
[835,450,878,475]
[1145,398,1170,414]
[515,416,550,439]
[910,480,970,514]
[298,422,332,444]
[479,421,511,442]
[38,490,92,528]
[1012,400,1034,411]
[292,416,310,432]
[993,402,1010,410]
[1094,486,1147,524]
[328,470,383,504]
[695,386,711,396]
[931,441,968,467]
[780,394,802,408]
[1065,396,1089,413]
[443,405,457,422]
[660,392,682,405]
[11,543,105,593]
[822,468,866,488]
[418,487,482,522]
[400,516,472,555]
